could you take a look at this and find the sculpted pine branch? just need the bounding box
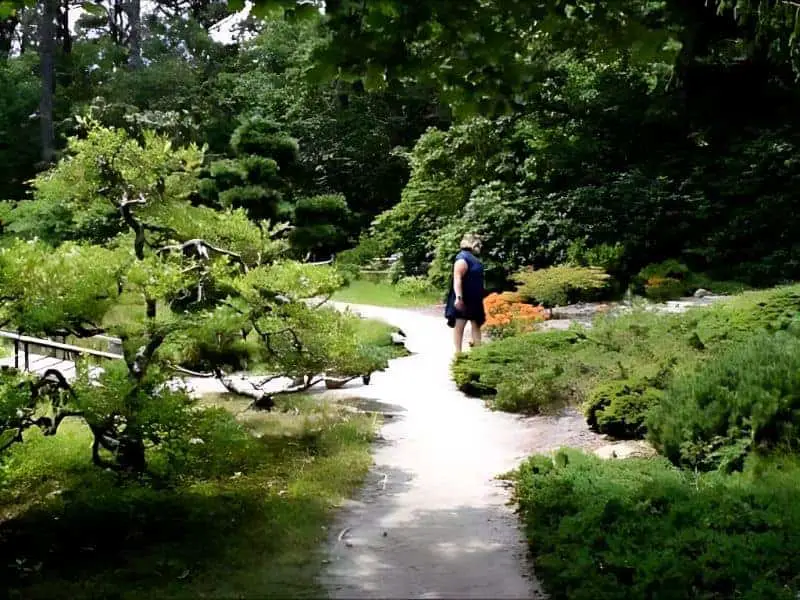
[157,239,248,272]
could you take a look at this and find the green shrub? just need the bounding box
[685,272,752,296]
[336,235,385,266]
[334,262,360,285]
[635,259,690,284]
[685,284,800,349]
[702,279,752,295]
[452,330,587,399]
[566,241,626,273]
[394,276,436,297]
[634,260,694,300]
[514,449,800,600]
[584,378,664,439]
[454,284,800,447]
[648,329,800,472]
[149,407,266,482]
[643,276,686,301]
[230,115,299,167]
[290,194,352,256]
[514,265,611,307]
[494,366,572,414]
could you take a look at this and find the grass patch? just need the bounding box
[514,449,800,600]
[333,279,441,308]
[0,394,377,599]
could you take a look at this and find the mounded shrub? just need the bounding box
[452,329,585,398]
[648,328,800,472]
[483,292,548,339]
[455,284,800,445]
[584,378,664,439]
[336,235,386,267]
[634,259,692,300]
[515,449,800,600]
[643,276,686,302]
[494,365,571,414]
[686,284,800,349]
[290,194,352,256]
[513,265,611,308]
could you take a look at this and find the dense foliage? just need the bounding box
[3,0,800,597]
[515,450,800,600]
[348,2,800,290]
[454,285,800,426]
[476,283,800,598]
[0,123,400,474]
[649,329,800,472]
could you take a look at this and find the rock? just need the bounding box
[325,376,350,390]
[694,288,711,298]
[391,332,406,345]
[535,319,576,332]
[594,440,657,460]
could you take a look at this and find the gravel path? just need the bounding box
[319,303,604,599]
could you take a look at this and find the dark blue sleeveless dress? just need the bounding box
[444,250,486,328]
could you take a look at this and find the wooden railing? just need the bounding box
[0,330,123,372]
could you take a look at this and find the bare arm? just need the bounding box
[453,259,468,305]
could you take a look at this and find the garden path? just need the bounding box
[318,303,603,599]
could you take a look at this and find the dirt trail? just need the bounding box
[320,303,604,599]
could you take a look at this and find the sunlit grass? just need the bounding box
[0,394,377,599]
[333,279,441,308]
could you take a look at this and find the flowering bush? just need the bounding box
[483,292,548,338]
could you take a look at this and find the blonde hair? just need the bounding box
[460,233,482,251]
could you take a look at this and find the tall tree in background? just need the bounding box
[126,0,141,68]
[38,0,57,163]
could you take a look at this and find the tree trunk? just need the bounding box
[38,0,58,165]
[125,0,143,69]
[126,0,142,68]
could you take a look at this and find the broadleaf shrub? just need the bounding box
[643,276,686,301]
[635,260,693,300]
[394,275,436,298]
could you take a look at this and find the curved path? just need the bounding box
[320,304,602,599]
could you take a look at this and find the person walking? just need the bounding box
[445,234,486,353]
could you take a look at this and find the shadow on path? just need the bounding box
[317,303,605,599]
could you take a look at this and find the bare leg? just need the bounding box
[453,319,467,353]
[470,321,482,348]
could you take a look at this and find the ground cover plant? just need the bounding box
[454,285,800,432]
[513,449,800,600]
[507,285,800,600]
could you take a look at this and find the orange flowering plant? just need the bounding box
[483,292,548,338]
